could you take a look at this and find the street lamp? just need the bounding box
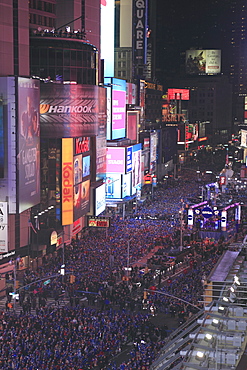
[179,199,184,252]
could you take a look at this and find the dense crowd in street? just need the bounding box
[0,152,244,369]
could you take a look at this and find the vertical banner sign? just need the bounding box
[188,208,194,228]
[18,78,40,213]
[133,0,148,65]
[0,202,8,253]
[221,210,227,231]
[62,138,74,226]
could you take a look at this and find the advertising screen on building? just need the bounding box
[186,49,221,75]
[126,146,133,173]
[106,174,121,198]
[95,183,106,216]
[18,78,40,214]
[0,202,8,252]
[40,84,100,138]
[101,0,114,77]
[126,83,136,105]
[96,87,107,180]
[74,179,90,221]
[74,155,82,185]
[0,102,4,178]
[112,78,126,140]
[241,130,247,148]
[127,111,138,142]
[150,132,158,173]
[106,147,126,173]
[132,143,142,193]
[88,216,110,228]
[62,138,74,225]
[82,155,90,177]
[122,173,131,198]
[167,89,190,101]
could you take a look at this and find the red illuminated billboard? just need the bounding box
[167,89,190,101]
[127,111,138,142]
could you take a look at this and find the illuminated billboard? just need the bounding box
[101,0,114,77]
[132,143,142,193]
[126,146,133,173]
[0,202,8,252]
[106,174,121,198]
[74,179,90,221]
[241,130,247,148]
[62,138,74,225]
[82,155,90,177]
[167,89,190,101]
[186,49,221,75]
[95,183,106,216]
[18,78,40,214]
[126,83,136,105]
[74,155,82,185]
[127,111,138,142]
[133,0,148,66]
[106,147,126,173]
[96,87,107,180]
[105,77,126,140]
[122,173,131,198]
[40,84,100,138]
[0,102,4,178]
[112,78,126,140]
[150,131,158,173]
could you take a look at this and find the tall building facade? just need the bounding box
[0,0,105,269]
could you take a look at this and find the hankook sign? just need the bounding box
[40,84,101,138]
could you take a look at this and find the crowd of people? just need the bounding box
[0,159,244,369]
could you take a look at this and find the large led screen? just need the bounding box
[74,179,90,221]
[106,174,121,198]
[186,49,221,75]
[127,111,138,142]
[126,146,132,173]
[122,173,131,198]
[74,155,82,185]
[96,87,107,180]
[101,0,114,77]
[18,78,40,214]
[40,84,100,138]
[241,130,247,148]
[112,78,126,140]
[150,132,158,174]
[132,144,142,193]
[82,155,90,177]
[106,147,126,173]
[95,183,106,216]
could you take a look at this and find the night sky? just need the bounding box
[154,0,234,88]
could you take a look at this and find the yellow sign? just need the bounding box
[62,138,74,225]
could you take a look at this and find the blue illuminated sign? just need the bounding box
[126,147,132,173]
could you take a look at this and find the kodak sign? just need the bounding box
[62,138,73,225]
